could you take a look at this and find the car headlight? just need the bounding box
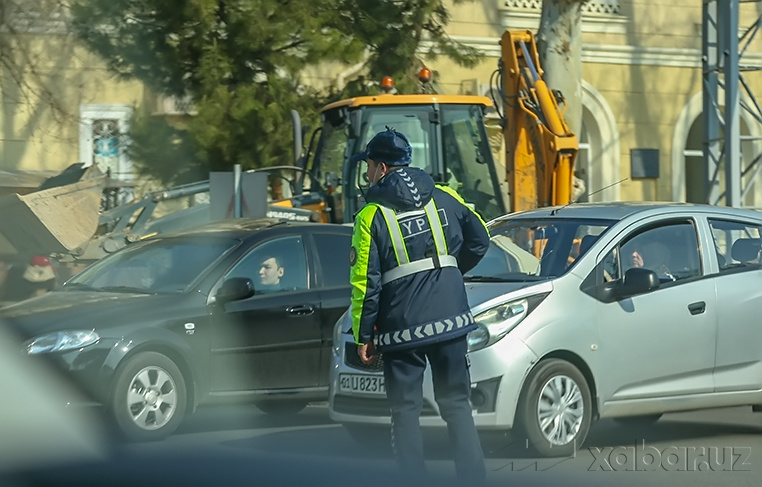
[24,330,100,355]
[467,293,549,352]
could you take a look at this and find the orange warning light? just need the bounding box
[418,67,432,84]
[381,76,394,92]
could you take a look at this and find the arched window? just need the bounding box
[579,81,621,202]
[674,91,762,206]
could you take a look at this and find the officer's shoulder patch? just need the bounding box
[349,246,357,266]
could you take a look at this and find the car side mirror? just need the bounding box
[592,267,659,303]
[618,268,660,298]
[216,277,255,304]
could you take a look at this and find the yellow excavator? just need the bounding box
[277,30,578,221]
[275,71,508,224]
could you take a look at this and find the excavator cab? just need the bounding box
[307,94,507,223]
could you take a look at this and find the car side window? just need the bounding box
[226,236,308,294]
[708,219,762,272]
[312,233,351,288]
[604,221,701,284]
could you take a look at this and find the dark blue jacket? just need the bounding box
[349,167,489,351]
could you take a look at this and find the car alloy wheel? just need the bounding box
[516,358,592,457]
[537,375,584,445]
[111,352,187,442]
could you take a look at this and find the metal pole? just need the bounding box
[724,0,743,207]
[703,0,722,204]
[234,164,242,218]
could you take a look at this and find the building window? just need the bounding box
[79,104,133,207]
[92,119,121,178]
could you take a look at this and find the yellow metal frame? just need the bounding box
[501,30,579,212]
[322,94,494,111]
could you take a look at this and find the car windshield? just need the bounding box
[66,236,240,294]
[465,217,615,282]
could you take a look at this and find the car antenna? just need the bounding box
[550,178,629,215]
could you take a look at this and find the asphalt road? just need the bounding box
[3,399,760,487]
[97,403,762,487]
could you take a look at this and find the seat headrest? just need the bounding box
[731,238,761,263]
[578,235,600,256]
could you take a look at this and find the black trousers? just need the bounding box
[382,335,486,484]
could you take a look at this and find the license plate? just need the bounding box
[339,373,386,395]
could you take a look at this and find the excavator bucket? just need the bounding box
[0,166,105,256]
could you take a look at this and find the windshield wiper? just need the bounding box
[464,275,515,282]
[99,286,154,294]
[63,282,95,291]
[464,274,546,282]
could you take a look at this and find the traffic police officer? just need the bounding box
[348,128,490,484]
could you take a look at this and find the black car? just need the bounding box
[0,218,352,441]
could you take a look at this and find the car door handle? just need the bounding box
[688,301,706,315]
[287,305,315,316]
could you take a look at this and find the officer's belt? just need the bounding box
[381,255,458,285]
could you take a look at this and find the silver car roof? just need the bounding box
[490,201,762,223]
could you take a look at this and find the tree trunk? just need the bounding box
[536,0,585,135]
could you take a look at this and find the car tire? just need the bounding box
[613,414,662,427]
[111,352,187,442]
[514,358,592,457]
[254,400,308,415]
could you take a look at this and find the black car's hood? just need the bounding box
[0,290,203,338]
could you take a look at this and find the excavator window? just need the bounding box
[441,106,503,221]
[315,122,350,223]
[357,109,432,174]
[314,103,505,223]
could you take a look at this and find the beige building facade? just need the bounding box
[3,0,762,208]
[426,0,762,207]
[0,3,144,195]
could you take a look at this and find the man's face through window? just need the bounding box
[259,257,283,286]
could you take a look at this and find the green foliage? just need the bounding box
[126,111,206,186]
[335,0,482,93]
[71,0,481,185]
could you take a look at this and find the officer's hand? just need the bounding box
[358,342,376,364]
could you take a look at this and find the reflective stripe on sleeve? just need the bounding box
[350,206,377,344]
[436,184,489,233]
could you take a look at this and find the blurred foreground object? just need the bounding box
[0,324,107,473]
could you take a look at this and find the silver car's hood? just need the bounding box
[465,280,553,312]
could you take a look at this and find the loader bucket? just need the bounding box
[0,175,105,256]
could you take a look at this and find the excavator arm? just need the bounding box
[500,30,579,212]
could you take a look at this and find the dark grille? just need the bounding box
[344,342,384,371]
[333,394,438,417]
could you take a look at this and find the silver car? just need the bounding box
[329,202,762,457]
